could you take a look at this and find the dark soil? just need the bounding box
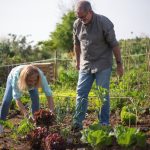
[0,110,150,150]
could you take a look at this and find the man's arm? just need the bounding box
[113,45,124,76]
[74,44,81,70]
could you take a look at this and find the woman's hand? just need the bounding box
[28,116,35,123]
[23,110,29,118]
[49,109,55,115]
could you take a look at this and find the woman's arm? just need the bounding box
[39,69,54,112]
[16,100,28,117]
[46,96,54,112]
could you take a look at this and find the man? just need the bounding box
[72,0,123,131]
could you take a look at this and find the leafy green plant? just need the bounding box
[114,125,146,149]
[128,90,148,126]
[0,120,17,139]
[93,86,108,119]
[17,118,35,136]
[81,123,113,150]
[55,97,72,124]
[57,66,78,89]
[60,127,71,141]
[0,87,5,101]
[110,78,128,98]
[88,130,112,149]
[110,97,127,113]
[121,106,136,125]
[0,119,14,129]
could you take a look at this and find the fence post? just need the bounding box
[55,50,58,80]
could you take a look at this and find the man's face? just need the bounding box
[76,10,92,24]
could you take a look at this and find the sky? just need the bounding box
[0,0,150,44]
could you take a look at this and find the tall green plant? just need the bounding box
[57,66,78,89]
[93,86,108,118]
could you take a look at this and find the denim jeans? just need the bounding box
[73,67,112,128]
[0,76,40,120]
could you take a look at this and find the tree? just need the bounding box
[40,10,76,53]
[0,34,51,65]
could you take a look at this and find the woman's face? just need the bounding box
[26,74,38,88]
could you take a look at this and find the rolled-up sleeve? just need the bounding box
[39,70,52,96]
[73,21,80,46]
[102,16,119,48]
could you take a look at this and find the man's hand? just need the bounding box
[116,64,124,77]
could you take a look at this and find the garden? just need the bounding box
[0,37,150,150]
[0,59,150,150]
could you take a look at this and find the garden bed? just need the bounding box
[0,109,150,150]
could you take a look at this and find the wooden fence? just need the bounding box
[0,62,55,86]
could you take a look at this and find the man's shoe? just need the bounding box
[0,124,3,134]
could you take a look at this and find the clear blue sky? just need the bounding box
[0,0,150,44]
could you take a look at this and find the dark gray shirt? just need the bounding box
[73,13,119,73]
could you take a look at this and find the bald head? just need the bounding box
[75,0,92,14]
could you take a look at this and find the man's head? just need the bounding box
[75,0,93,24]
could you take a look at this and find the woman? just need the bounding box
[0,64,54,133]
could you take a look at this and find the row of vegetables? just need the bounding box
[20,109,148,150]
[0,107,149,150]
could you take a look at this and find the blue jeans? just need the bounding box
[73,68,112,128]
[0,76,40,120]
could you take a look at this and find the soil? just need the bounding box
[0,110,150,150]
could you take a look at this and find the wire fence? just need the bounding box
[0,43,150,102]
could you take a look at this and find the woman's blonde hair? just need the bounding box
[18,64,41,91]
